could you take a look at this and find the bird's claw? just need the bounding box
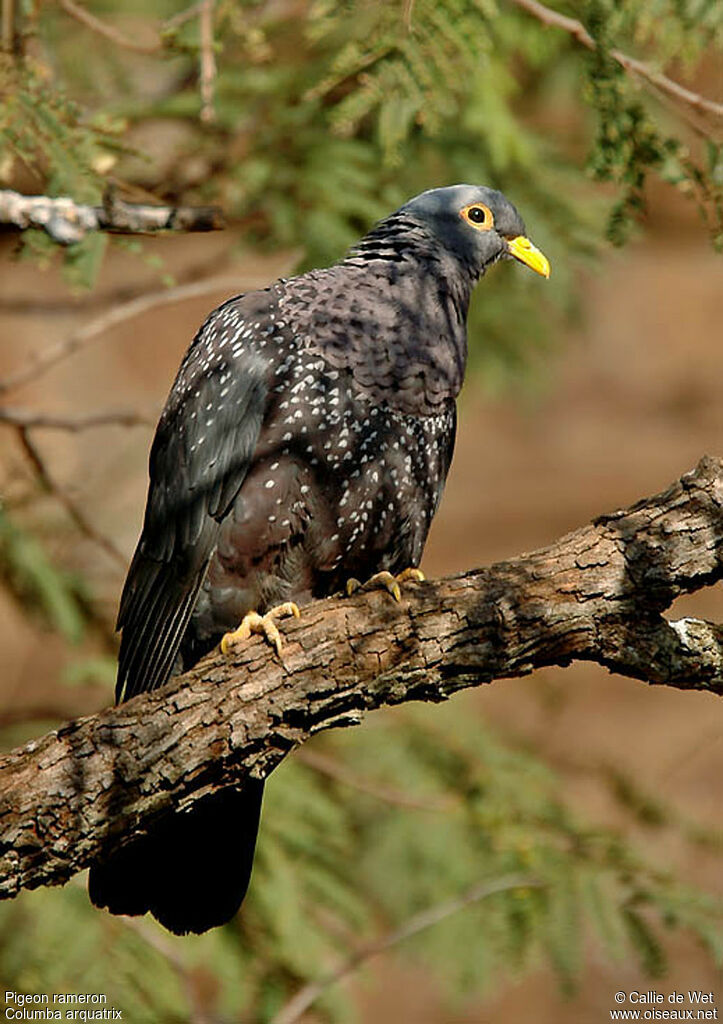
[396,568,426,585]
[345,568,425,603]
[221,602,300,657]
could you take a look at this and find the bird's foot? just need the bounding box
[345,568,425,603]
[220,602,300,657]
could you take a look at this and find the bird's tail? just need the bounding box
[88,781,264,935]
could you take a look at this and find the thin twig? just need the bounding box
[640,71,723,142]
[270,874,541,1024]
[0,274,242,396]
[0,408,152,431]
[198,0,216,124]
[163,1,205,32]
[17,427,127,568]
[509,0,723,124]
[56,0,161,54]
[296,748,455,813]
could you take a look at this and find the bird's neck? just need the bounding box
[344,212,478,319]
[280,225,472,415]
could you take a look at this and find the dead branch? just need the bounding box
[1,457,723,902]
[510,0,723,126]
[0,189,224,245]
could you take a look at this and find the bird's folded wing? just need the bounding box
[116,293,273,702]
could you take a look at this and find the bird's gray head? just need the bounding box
[399,184,550,280]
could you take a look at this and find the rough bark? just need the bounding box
[2,457,723,902]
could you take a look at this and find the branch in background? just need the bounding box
[198,0,216,124]
[270,874,541,1024]
[57,0,217,55]
[402,0,416,32]
[0,274,243,396]
[56,0,161,54]
[0,189,225,245]
[164,2,206,32]
[0,408,152,431]
[17,427,127,568]
[2,457,723,902]
[296,748,455,813]
[509,0,723,124]
[0,247,243,314]
[2,402,145,573]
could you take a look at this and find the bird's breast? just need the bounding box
[191,349,456,639]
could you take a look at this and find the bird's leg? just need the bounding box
[220,602,300,657]
[346,568,425,603]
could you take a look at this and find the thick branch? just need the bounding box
[0,189,224,244]
[2,457,723,901]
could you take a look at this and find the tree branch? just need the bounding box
[2,457,723,902]
[270,873,541,1024]
[198,0,216,124]
[0,189,225,244]
[509,0,723,125]
[0,407,152,431]
[0,274,243,396]
[296,748,454,813]
[56,0,161,54]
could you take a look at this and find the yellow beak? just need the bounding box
[506,235,551,279]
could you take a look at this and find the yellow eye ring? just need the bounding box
[460,203,494,231]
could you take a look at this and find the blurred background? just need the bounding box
[0,1,721,1021]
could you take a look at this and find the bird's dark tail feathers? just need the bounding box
[88,781,264,935]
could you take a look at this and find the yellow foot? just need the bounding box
[346,568,425,603]
[220,602,300,657]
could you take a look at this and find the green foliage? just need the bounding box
[0,56,129,284]
[0,59,105,201]
[1,700,720,1022]
[582,0,723,248]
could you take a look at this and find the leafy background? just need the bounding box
[0,0,721,1021]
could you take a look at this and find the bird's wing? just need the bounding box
[116,292,273,702]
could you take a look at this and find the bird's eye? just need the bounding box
[460,203,493,230]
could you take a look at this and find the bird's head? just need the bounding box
[400,184,550,280]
